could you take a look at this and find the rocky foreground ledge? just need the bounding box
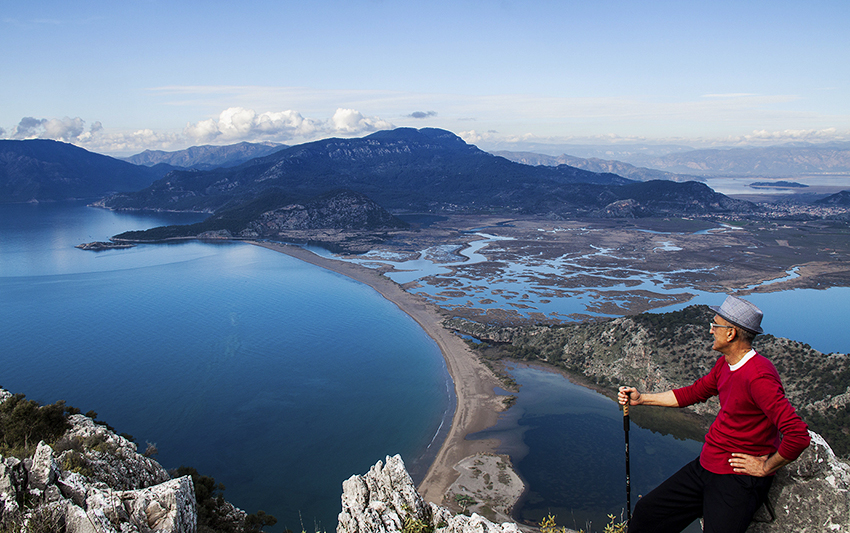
[3,382,849,533]
[0,415,198,532]
[0,389,244,533]
[341,434,850,533]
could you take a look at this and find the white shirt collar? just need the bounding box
[729,349,757,371]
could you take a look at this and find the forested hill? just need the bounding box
[0,139,162,203]
[111,188,409,253]
[447,305,850,458]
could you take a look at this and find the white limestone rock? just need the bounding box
[749,431,850,532]
[29,441,58,491]
[56,471,89,507]
[0,456,26,506]
[67,475,197,533]
[61,414,170,490]
[338,455,526,533]
[0,388,198,533]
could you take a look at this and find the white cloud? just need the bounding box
[719,128,847,145]
[331,108,394,134]
[10,116,90,142]
[184,107,328,143]
[2,107,396,155]
[58,129,184,155]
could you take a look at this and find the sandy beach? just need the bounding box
[249,241,510,507]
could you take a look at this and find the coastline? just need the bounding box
[248,241,510,507]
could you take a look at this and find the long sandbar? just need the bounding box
[248,241,506,506]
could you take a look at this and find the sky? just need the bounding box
[2,0,849,156]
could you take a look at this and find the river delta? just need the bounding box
[263,210,850,528]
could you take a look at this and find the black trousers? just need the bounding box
[628,457,773,533]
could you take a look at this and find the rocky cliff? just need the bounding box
[0,388,249,533]
[340,440,850,533]
[338,455,525,533]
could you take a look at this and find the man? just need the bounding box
[618,295,810,533]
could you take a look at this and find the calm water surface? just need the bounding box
[2,202,843,533]
[0,202,451,532]
[471,365,703,533]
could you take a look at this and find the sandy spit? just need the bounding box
[248,242,510,507]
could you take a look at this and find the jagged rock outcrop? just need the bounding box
[338,455,524,533]
[749,431,850,532]
[1,446,196,533]
[0,390,198,533]
[58,415,172,490]
[341,442,850,533]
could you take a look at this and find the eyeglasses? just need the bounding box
[710,323,734,331]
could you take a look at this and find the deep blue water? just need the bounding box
[2,202,843,533]
[0,202,451,532]
[471,366,703,533]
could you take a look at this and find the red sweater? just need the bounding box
[673,352,810,475]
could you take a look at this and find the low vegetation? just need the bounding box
[174,466,277,533]
[0,393,75,458]
[540,512,626,533]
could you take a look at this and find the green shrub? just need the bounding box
[0,394,73,457]
[175,466,278,533]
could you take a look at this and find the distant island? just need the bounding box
[75,241,136,251]
[749,180,809,189]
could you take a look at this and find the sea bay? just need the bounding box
[2,202,846,533]
[0,202,451,532]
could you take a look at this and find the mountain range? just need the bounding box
[123,141,286,170]
[100,128,633,215]
[4,129,805,230]
[493,151,701,182]
[98,128,754,219]
[504,143,850,178]
[641,143,850,177]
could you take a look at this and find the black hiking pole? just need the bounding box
[624,391,632,523]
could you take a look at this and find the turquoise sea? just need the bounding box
[0,202,451,532]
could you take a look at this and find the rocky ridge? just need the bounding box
[123,142,285,170]
[338,455,525,533]
[110,188,410,253]
[340,440,850,533]
[0,388,249,533]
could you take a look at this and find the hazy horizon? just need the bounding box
[2,1,849,156]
